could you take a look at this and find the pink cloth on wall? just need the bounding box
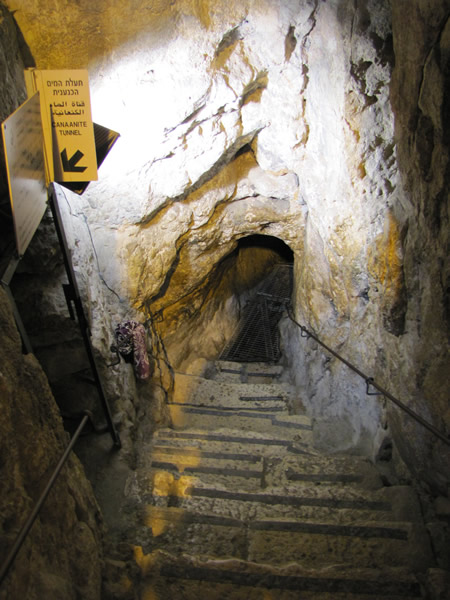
[115,321,151,380]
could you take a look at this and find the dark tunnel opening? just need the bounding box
[218,234,294,363]
[236,234,294,263]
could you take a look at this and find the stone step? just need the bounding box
[173,372,297,408]
[138,506,433,571]
[150,443,378,486]
[170,397,288,411]
[168,405,313,441]
[148,442,382,492]
[151,444,265,464]
[264,453,383,490]
[152,428,315,458]
[154,478,422,523]
[163,484,393,524]
[215,360,284,372]
[136,550,424,599]
[247,518,433,571]
[213,360,284,383]
[150,457,263,478]
[132,353,434,599]
[150,481,421,524]
[148,433,423,521]
[149,448,264,491]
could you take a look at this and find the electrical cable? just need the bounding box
[58,185,124,303]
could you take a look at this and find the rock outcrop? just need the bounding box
[2,0,448,522]
[0,286,103,600]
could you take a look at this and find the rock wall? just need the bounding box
[0,2,28,254]
[387,0,450,492]
[3,0,449,494]
[0,285,103,599]
[0,7,104,599]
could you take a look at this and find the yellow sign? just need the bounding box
[1,93,47,256]
[25,69,98,184]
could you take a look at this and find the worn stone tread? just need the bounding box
[168,401,288,412]
[134,360,432,598]
[145,506,413,539]
[139,551,424,599]
[173,372,296,406]
[182,485,391,509]
[141,505,431,569]
[169,406,313,440]
[154,427,312,446]
[165,491,395,524]
[264,453,383,489]
[212,361,285,384]
[151,445,264,463]
[151,460,263,479]
[148,482,425,526]
[215,360,284,374]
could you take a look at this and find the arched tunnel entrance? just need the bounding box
[155,232,295,371]
[219,235,294,363]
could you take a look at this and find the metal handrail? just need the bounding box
[0,413,90,587]
[287,307,450,446]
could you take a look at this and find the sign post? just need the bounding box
[25,69,98,184]
[1,92,47,256]
[1,82,121,448]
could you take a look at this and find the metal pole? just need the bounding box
[47,186,121,448]
[1,255,33,354]
[288,308,450,446]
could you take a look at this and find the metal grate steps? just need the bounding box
[220,263,293,362]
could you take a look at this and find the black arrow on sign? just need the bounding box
[61,149,87,173]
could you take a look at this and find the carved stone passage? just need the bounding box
[1,7,449,598]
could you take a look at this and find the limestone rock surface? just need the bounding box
[1,0,448,495]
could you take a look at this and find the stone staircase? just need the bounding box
[127,360,435,599]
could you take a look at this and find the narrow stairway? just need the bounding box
[126,359,435,599]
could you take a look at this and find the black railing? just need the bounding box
[287,308,450,446]
[0,413,90,587]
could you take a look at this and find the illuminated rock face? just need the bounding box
[3,0,449,489]
[82,0,396,368]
